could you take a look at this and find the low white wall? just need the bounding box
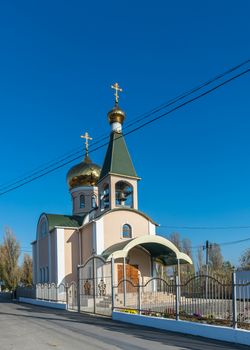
[19,297,67,310]
[112,311,250,346]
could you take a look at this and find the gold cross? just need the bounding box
[80,132,92,156]
[111,82,123,104]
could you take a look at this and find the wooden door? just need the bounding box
[118,264,139,293]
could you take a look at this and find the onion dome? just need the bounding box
[107,105,126,125]
[67,155,101,189]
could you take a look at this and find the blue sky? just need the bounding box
[0,1,249,266]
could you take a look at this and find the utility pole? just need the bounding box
[203,240,213,275]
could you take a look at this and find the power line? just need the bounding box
[0,60,249,193]
[158,231,250,250]
[0,65,249,196]
[191,237,250,250]
[159,225,250,230]
[217,237,250,247]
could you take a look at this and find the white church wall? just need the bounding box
[56,228,65,285]
[50,230,57,283]
[148,221,156,235]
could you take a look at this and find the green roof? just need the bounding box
[99,131,138,181]
[45,213,84,231]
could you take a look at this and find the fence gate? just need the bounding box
[78,256,112,316]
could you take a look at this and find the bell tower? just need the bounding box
[97,83,140,215]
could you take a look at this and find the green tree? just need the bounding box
[240,248,250,270]
[0,227,20,290]
[20,254,33,286]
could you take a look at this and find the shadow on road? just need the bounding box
[2,301,248,350]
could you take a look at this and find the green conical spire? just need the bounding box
[99,131,138,181]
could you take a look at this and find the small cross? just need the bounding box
[111,82,123,105]
[80,132,93,156]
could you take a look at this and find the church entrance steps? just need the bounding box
[114,291,184,310]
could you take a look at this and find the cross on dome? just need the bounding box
[111,82,123,105]
[80,132,92,156]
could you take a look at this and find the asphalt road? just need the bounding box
[0,301,247,350]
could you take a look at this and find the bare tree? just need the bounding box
[181,238,194,278]
[240,248,250,270]
[169,232,182,250]
[182,238,192,257]
[20,254,33,286]
[197,245,204,273]
[209,243,223,274]
[0,227,20,290]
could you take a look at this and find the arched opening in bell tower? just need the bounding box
[115,181,133,208]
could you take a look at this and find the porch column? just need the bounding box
[151,257,157,292]
[177,258,181,299]
[123,257,126,306]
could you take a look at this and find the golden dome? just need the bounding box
[108,105,126,125]
[66,155,101,189]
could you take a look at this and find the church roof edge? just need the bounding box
[92,207,159,226]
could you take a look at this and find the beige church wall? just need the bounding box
[38,235,49,268]
[102,210,153,250]
[128,247,152,282]
[64,228,79,283]
[81,223,94,264]
[50,231,57,283]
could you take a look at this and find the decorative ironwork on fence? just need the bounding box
[16,282,78,310]
[78,256,112,316]
[112,272,250,329]
[16,268,250,329]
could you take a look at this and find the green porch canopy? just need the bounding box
[101,235,192,266]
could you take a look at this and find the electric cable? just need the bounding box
[0,65,249,196]
[0,60,249,192]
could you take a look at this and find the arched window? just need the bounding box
[100,184,110,210]
[115,181,133,208]
[80,194,85,208]
[91,194,97,208]
[122,224,132,238]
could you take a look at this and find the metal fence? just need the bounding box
[16,282,77,310]
[78,256,112,316]
[113,273,250,329]
[16,270,250,329]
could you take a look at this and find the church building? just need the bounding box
[32,83,192,286]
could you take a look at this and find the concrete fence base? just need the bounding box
[19,297,67,310]
[112,311,250,346]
